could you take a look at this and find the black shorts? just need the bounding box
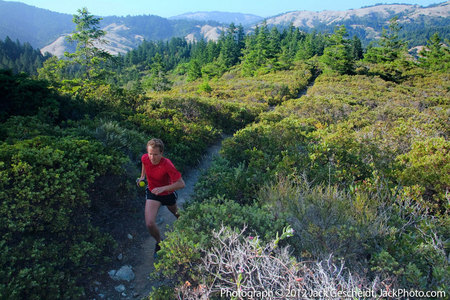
[146,188,177,206]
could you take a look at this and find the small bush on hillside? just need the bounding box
[396,137,449,211]
[258,176,449,293]
[153,197,287,283]
[176,225,385,299]
[0,136,123,299]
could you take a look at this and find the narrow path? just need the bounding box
[131,136,226,298]
[98,76,318,299]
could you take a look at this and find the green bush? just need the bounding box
[258,176,449,292]
[154,196,287,282]
[257,177,374,263]
[0,136,124,299]
[127,110,220,172]
[396,137,449,210]
[196,81,212,94]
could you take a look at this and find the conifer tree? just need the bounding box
[279,24,302,67]
[38,7,113,88]
[241,22,272,76]
[363,17,411,82]
[142,52,171,91]
[218,23,240,68]
[351,35,363,60]
[320,25,354,74]
[419,33,450,72]
[66,7,112,81]
[364,17,406,64]
[187,59,202,81]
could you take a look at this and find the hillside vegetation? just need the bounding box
[0,8,449,299]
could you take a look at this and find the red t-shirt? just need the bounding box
[141,155,182,195]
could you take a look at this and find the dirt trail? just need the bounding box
[131,136,225,298]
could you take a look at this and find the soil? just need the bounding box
[88,136,226,300]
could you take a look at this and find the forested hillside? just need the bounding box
[1,0,449,56]
[0,7,448,299]
[0,37,51,75]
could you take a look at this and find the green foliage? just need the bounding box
[296,31,326,60]
[127,106,220,171]
[186,69,448,294]
[0,136,123,298]
[320,26,355,75]
[195,117,314,204]
[65,7,112,81]
[258,177,374,262]
[418,32,450,72]
[186,59,202,82]
[0,37,50,75]
[142,53,172,92]
[0,70,59,122]
[258,176,449,292]
[364,17,407,64]
[2,9,450,298]
[147,285,176,300]
[196,81,212,94]
[38,8,114,94]
[154,196,287,282]
[397,137,449,210]
[363,17,413,82]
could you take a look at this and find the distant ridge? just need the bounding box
[264,2,450,28]
[0,0,449,57]
[263,1,450,45]
[170,11,263,25]
[0,0,74,48]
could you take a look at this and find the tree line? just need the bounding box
[0,37,51,75]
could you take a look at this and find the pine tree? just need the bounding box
[187,59,202,81]
[65,7,112,81]
[296,31,325,60]
[351,35,363,60]
[364,17,407,64]
[279,24,303,67]
[363,17,411,82]
[419,33,450,72]
[241,22,272,76]
[218,23,240,68]
[142,52,171,91]
[320,25,355,75]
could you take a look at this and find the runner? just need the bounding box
[137,138,185,258]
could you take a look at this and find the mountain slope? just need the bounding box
[0,0,224,55]
[170,11,263,25]
[0,0,74,48]
[1,0,449,56]
[264,2,450,45]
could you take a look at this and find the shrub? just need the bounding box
[258,175,449,293]
[176,225,384,299]
[153,196,287,283]
[257,177,374,263]
[396,137,449,211]
[0,136,123,298]
[196,81,212,94]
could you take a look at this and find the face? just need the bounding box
[147,146,163,165]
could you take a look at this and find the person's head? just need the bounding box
[147,138,164,165]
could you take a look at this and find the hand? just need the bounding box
[151,186,166,195]
[136,177,145,187]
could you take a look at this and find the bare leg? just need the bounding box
[145,199,162,243]
[167,204,180,219]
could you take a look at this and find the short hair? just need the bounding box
[147,138,164,153]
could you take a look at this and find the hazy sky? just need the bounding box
[5,0,444,17]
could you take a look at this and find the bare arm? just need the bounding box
[151,177,185,195]
[137,164,146,186]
